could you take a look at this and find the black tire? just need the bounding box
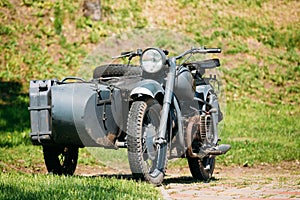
[187,156,215,181]
[43,145,78,176]
[93,64,141,79]
[187,93,218,181]
[127,99,168,186]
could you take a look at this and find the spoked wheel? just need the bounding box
[187,156,215,181]
[127,98,168,186]
[43,145,78,175]
[186,108,217,181]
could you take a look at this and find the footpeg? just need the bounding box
[206,144,231,156]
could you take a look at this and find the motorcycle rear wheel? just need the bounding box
[43,145,78,176]
[187,156,215,181]
[127,98,168,186]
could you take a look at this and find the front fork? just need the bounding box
[156,58,177,145]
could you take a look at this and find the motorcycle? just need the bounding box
[29,33,230,185]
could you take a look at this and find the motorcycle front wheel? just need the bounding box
[42,145,78,175]
[127,98,168,186]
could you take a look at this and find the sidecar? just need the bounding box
[28,65,144,175]
[30,80,111,147]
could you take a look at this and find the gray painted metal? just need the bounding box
[29,80,54,144]
[29,80,119,148]
[51,83,119,147]
[130,79,164,98]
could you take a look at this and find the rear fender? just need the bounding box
[195,84,212,103]
[196,85,220,115]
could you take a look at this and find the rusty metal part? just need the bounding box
[186,115,202,159]
[96,132,118,149]
[186,114,231,158]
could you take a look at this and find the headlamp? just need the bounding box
[141,48,166,73]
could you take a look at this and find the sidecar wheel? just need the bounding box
[187,156,215,181]
[43,145,78,176]
[93,64,141,79]
[127,99,168,186]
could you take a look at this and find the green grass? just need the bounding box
[169,99,300,168]
[219,100,300,166]
[0,145,43,172]
[0,172,161,200]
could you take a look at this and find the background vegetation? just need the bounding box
[0,0,299,198]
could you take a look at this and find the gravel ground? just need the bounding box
[160,162,300,200]
[75,161,300,199]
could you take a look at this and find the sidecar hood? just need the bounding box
[51,82,119,147]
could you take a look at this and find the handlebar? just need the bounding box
[204,48,222,53]
[113,49,142,59]
[113,47,221,60]
[175,47,221,60]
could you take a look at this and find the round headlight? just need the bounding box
[141,48,166,73]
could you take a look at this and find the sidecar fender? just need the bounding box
[130,80,164,99]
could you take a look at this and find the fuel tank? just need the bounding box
[174,67,195,101]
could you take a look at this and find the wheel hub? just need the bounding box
[144,124,157,160]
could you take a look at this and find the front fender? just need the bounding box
[130,79,164,99]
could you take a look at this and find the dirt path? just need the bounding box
[160,162,300,200]
[75,162,300,200]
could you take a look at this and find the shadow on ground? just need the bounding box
[0,81,30,133]
[77,172,216,186]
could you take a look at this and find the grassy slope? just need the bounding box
[1,1,299,100]
[0,0,299,197]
